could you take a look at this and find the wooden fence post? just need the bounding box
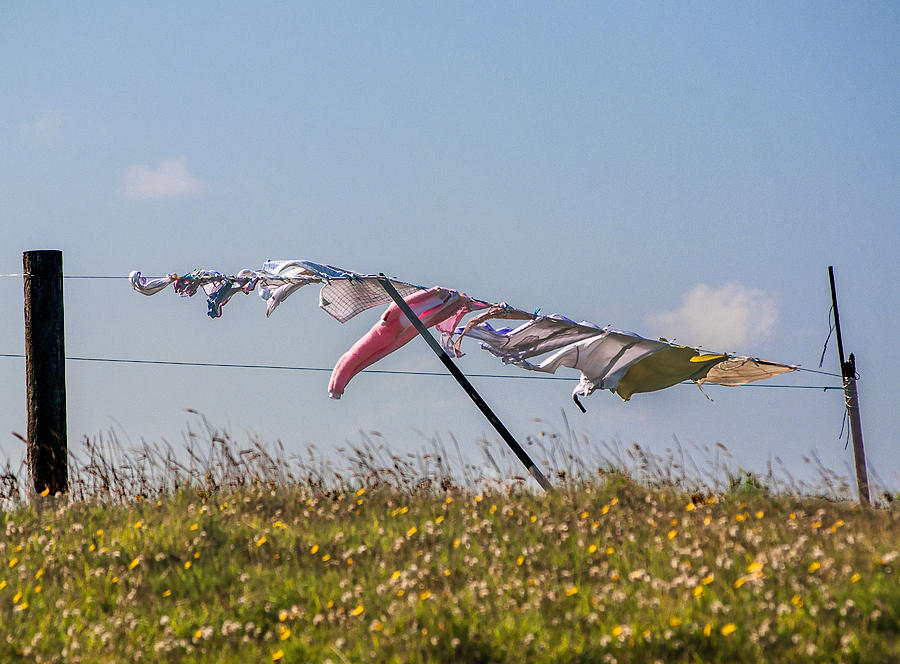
[23,250,68,496]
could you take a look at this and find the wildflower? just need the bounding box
[755,510,764,519]
[693,586,704,598]
[452,538,460,549]
[406,526,417,537]
[351,604,364,616]
[40,487,50,497]
[791,594,804,608]
[190,523,199,531]
[111,576,119,583]
[850,573,861,583]
[580,511,589,519]
[34,585,41,594]
[8,558,18,569]
[194,551,200,559]
[685,502,695,512]
[310,544,319,555]
[490,505,498,515]
[321,554,330,562]
[721,623,737,636]
[34,569,44,580]
[272,649,284,661]
[279,610,289,622]
[391,570,401,580]
[0,580,6,590]
[445,497,453,504]
[356,488,365,497]
[530,515,537,523]
[194,629,203,639]
[601,505,610,515]
[747,561,763,574]
[610,497,619,505]
[733,577,746,589]
[256,536,267,547]
[474,495,483,503]
[808,561,821,573]
[13,591,22,603]
[565,586,579,596]
[129,557,140,570]
[163,589,172,597]
[667,529,677,540]
[184,561,192,570]
[612,625,622,637]
[134,520,143,530]
[587,544,597,554]
[278,625,290,641]
[703,623,712,637]
[701,575,714,585]
[606,547,615,555]
[421,590,431,600]
[669,617,682,627]
[703,516,712,526]
[435,516,444,524]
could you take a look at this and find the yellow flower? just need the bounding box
[791,594,803,608]
[601,505,610,515]
[587,544,597,554]
[516,555,524,566]
[421,590,431,600]
[189,523,199,531]
[351,604,364,616]
[129,557,140,570]
[606,547,615,555]
[580,511,589,519]
[667,529,677,540]
[321,554,331,562]
[489,505,498,515]
[356,487,365,497]
[565,586,579,596]
[530,515,537,523]
[278,625,291,641]
[34,585,41,594]
[693,586,704,598]
[702,575,714,585]
[96,528,104,537]
[685,502,695,512]
[272,648,284,661]
[474,495,483,503]
[452,538,460,549]
[8,558,18,568]
[435,516,444,524]
[40,487,50,497]
[850,573,861,583]
[391,570,401,580]
[111,576,119,583]
[703,623,712,637]
[34,569,44,580]
[808,561,821,573]
[611,625,622,637]
[669,616,682,627]
[0,580,6,590]
[721,623,737,636]
[194,629,203,639]
[733,577,746,589]
[193,551,200,559]
[13,591,22,603]
[163,589,172,597]
[184,561,192,570]
[406,526,417,537]
[746,561,763,573]
[279,610,289,622]
[133,520,143,529]
[346,558,353,566]
[445,497,453,504]
[88,544,95,552]
[610,497,619,506]
[310,544,319,555]
[256,535,267,547]
[755,510,764,519]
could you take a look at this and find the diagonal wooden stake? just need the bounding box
[378,275,551,491]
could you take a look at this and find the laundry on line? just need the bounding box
[130,261,797,406]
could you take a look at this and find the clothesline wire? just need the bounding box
[0,272,847,380]
[0,352,842,390]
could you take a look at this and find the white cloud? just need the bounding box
[22,110,66,145]
[646,282,778,351]
[121,158,203,199]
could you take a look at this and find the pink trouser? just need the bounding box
[328,287,479,398]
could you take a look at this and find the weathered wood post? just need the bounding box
[828,266,868,506]
[23,250,68,496]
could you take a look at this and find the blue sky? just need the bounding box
[2,3,898,491]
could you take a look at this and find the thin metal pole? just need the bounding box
[377,276,551,491]
[24,250,68,497]
[828,266,869,505]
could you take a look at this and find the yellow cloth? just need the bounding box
[615,348,726,401]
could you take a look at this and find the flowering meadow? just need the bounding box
[1,430,898,662]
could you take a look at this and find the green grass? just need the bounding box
[2,466,898,663]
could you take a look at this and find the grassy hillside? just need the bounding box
[2,455,898,663]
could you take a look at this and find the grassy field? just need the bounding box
[1,428,898,662]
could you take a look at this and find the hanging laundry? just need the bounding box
[518,329,672,399]
[614,348,727,401]
[462,315,607,364]
[130,271,176,295]
[442,304,536,357]
[328,287,488,399]
[697,357,796,386]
